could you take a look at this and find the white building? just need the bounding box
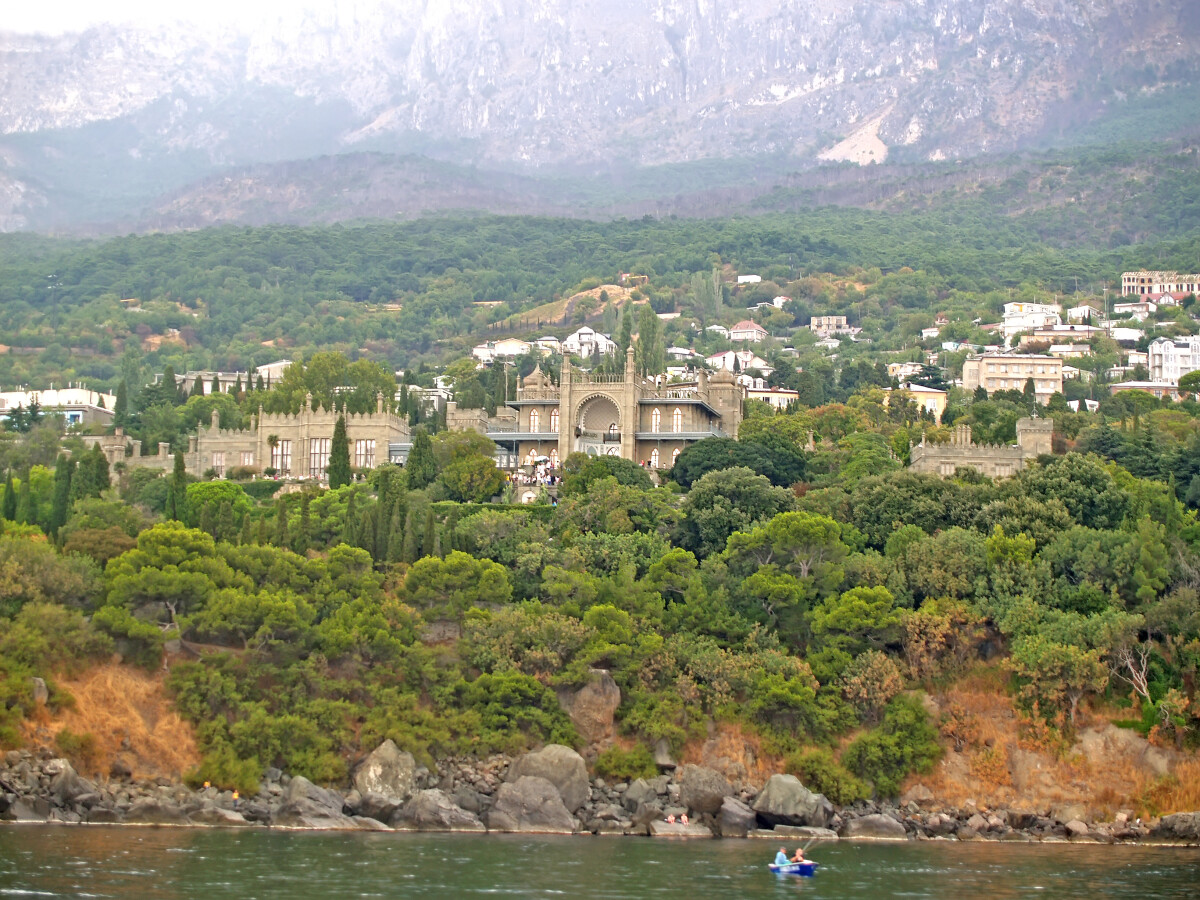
[737,275,762,285]
[561,327,616,359]
[809,315,856,338]
[705,325,730,339]
[471,338,532,363]
[730,320,769,343]
[746,386,800,409]
[707,350,773,376]
[533,336,561,354]
[1122,270,1200,297]
[1148,336,1200,385]
[1066,305,1104,324]
[1002,302,1061,341]
[0,387,116,427]
[962,353,1064,404]
[1113,300,1157,321]
[887,361,925,380]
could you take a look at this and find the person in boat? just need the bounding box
[773,847,790,866]
[791,847,806,862]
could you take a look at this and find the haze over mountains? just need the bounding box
[1,0,1198,232]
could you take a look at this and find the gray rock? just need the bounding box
[86,807,124,824]
[966,813,988,832]
[357,792,400,823]
[1064,819,1090,838]
[351,815,393,831]
[623,778,657,813]
[189,806,251,827]
[752,774,833,828]
[556,669,621,744]
[841,813,908,840]
[30,677,49,705]
[506,744,589,813]
[648,819,713,837]
[273,776,359,829]
[451,786,484,814]
[679,764,732,815]
[109,758,133,780]
[352,740,417,803]
[3,799,48,822]
[772,825,838,840]
[486,776,576,833]
[1153,812,1200,842]
[653,738,677,770]
[392,789,485,832]
[125,798,190,825]
[900,784,934,806]
[719,796,756,837]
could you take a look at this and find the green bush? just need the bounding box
[593,744,658,781]
[842,694,942,798]
[184,744,263,795]
[54,728,98,768]
[784,747,869,805]
[241,481,283,502]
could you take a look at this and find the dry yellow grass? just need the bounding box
[22,664,200,780]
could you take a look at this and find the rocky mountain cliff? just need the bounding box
[1,0,1197,231]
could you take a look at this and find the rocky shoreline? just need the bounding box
[3,743,1198,846]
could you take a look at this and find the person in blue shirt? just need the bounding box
[773,847,790,866]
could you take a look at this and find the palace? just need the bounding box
[448,347,745,470]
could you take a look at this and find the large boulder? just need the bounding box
[679,764,733,815]
[357,792,401,823]
[392,789,486,832]
[189,806,252,827]
[273,776,359,830]
[752,774,833,828]
[648,819,713,837]
[506,744,589,813]
[125,798,191,826]
[1153,812,1200,842]
[352,740,417,803]
[45,759,96,806]
[719,797,757,837]
[623,778,658,813]
[841,813,908,840]
[556,669,621,744]
[486,776,576,833]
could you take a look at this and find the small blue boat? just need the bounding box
[769,861,818,877]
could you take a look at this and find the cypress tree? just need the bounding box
[340,492,357,546]
[255,516,268,546]
[358,508,377,561]
[217,501,235,543]
[256,373,265,392]
[274,498,289,547]
[406,428,437,489]
[162,365,180,405]
[193,374,205,397]
[374,469,393,560]
[1,471,15,521]
[15,476,32,527]
[402,507,420,563]
[421,507,435,558]
[211,374,221,395]
[113,380,129,428]
[199,502,216,538]
[294,493,311,555]
[233,374,243,395]
[386,502,405,562]
[328,415,351,489]
[169,452,188,522]
[165,482,178,522]
[50,454,74,536]
[239,514,252,546]
[91,444,111,494]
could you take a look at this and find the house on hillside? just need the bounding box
[1122,270,1200,296]
[561,326,616,359]
[737,275,762,285]
[706,350,773,376]
[730,320,769,343]
[962,352,1063,403]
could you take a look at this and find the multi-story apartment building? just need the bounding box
[962,353,1064,404]
[1148,335,1200,385]
[1122,271,1200,297]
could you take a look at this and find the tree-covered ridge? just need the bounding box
[0,402,1197,807]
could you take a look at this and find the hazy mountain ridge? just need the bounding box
[0,0,1197,231]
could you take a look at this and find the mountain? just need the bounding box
[1,0,1198,232]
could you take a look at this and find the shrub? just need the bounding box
[184,744,263,795]
[784,747,869,805]
[593,744,658,781]
[54,728,99,770]
[842,693,942,798]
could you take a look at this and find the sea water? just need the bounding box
[1,826,1197,898]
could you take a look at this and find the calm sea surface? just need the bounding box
[1,826,1198,899]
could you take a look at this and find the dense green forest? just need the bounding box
[0,135,1198,392]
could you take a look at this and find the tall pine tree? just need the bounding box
[328,415,351,489]
[15,476,32,526]
[406,428,437,489]
[49,454,74,536]
[274,498,289,547]
[113,380,129,428]
[1,471,15,521]
[167,451,188,521]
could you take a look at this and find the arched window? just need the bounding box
[525,449,537,466]
[529,409,540,432]
[651,408,661,432]
[549,408,559,432]
[549,449,559,467]
[607,446,620,456]
[608,423,619,438]
[650,448,660,468]
[672,448,681,466]
[672,408,683,433]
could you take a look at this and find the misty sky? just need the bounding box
[5,0,375,34]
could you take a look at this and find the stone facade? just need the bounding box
[451,347,744,470]
[909,418,1053,479]
[962,353,1064,404]
[91,396,408,479]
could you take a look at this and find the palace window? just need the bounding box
[651,409,661,432]
[608,423,619,438]
[650,448,660,468]
[271,440,292,474]
[211,452,225,476]
[672,408,683,433]
[672,448,680,466]
[549,449,559,467]
[549,408,559,431]
[530,409,540,432]
[310,438,331,478]
[240,451,254,467]
[355,439,376,468]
